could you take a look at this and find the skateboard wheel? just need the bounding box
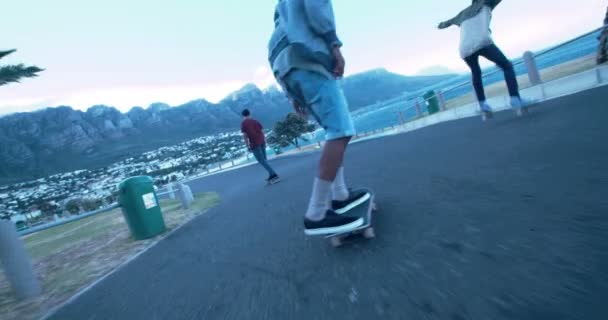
[330,237,343,247]
[363,227,375,239]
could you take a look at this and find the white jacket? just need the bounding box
[459,6,494,59]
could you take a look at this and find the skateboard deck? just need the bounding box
[325,189,377,247]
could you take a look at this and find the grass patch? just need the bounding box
[0,192,219,320]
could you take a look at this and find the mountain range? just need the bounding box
[0,69,455,184]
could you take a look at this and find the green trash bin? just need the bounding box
[423,90,440,115]
[118,176,166,240]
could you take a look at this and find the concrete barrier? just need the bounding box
[0,220,41,300]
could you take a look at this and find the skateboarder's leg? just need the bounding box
[331,167,349,201]
[261,143,269,161]
[306,137,350,221]
[478,44,520,102]
[301,73,355,221]
[282,69,364,234]
[251,145,277,178]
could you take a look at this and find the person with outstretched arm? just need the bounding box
[438,0,532,120]
[268,0,370,235]
[241,109,280,184]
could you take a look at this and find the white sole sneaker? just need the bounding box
[334,192,371,215]
[481,111,494,122]
[304,218,364,236]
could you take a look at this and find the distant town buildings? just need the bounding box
[0,131,247,223]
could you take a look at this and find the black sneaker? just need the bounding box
[331,189,371,214]
[304,210,364,236]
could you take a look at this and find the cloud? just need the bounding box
[0,95,61,115]
[55,82,247,111]
[416,65,459,76]
[0,81,248,115]
[252,65,277,89]
[0,66,281,115]
[254,65,270,77]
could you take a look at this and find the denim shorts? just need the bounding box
[282,69,356,141]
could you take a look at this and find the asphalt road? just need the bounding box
[48,86,608,320]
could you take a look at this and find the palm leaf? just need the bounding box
[0,64,44,86]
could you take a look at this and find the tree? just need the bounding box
[65,199,82,214]
[38,201,59,217]
[267,113,316,151]
[0,49,44,87]
[81,198,103,212]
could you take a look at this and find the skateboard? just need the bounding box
[325,188,377,247]
[480,107,531,121]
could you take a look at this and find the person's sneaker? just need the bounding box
[304,210,364,236]
[331,189,371,214]
[511,97,535,116]
[267,174,280,184]
[479,102,494,121]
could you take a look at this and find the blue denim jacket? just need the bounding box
[268,0,342,82]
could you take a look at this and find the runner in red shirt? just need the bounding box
[241,109,279,184]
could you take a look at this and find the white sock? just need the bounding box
[331,167,349,201]
[305,178,331,221]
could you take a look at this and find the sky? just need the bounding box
[0,0,605,115]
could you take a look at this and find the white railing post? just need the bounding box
[523,51,542,86]
[0,219,41,300]
[177,183,193,210]
[436,90,447,111]
[167,183,176,200]
[415,102,422,118]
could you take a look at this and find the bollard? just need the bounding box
[177,183,194,210]
[0,219,41,300]
[523,51,542,86]
[185,185,194,204]
[415,102,422,118]
[437,90,447,111]
[167,183,176,200]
